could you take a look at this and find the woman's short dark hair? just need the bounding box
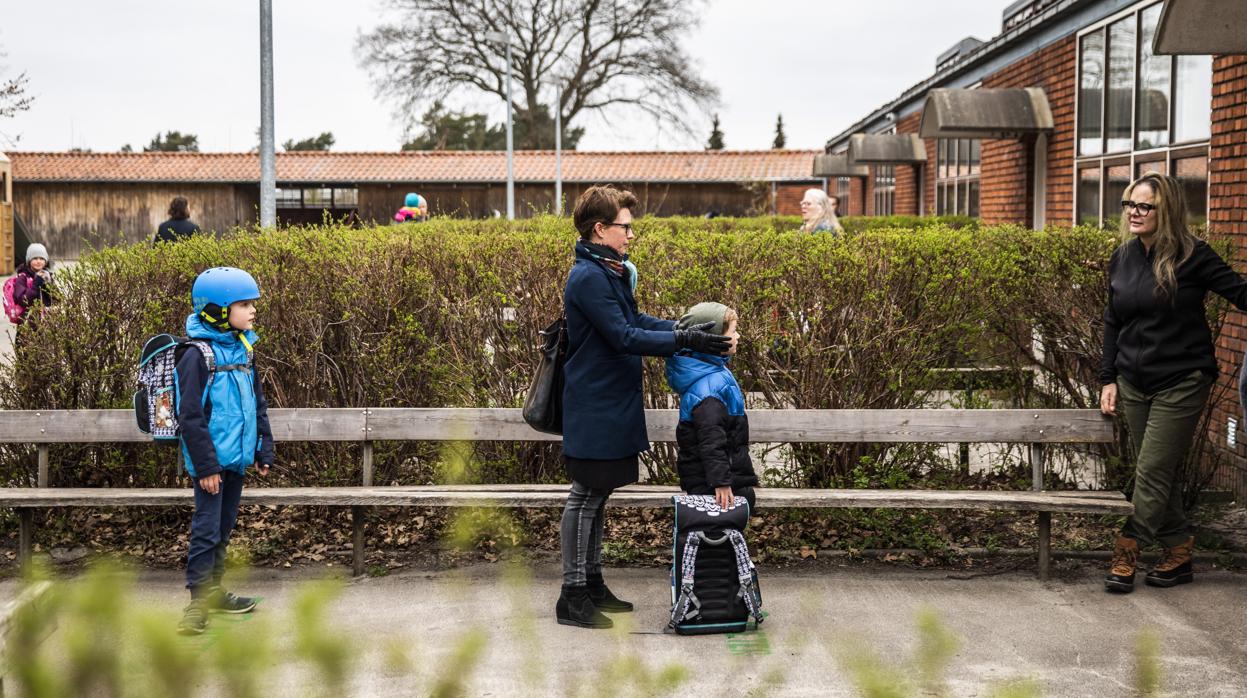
[573,185,638,239]
[168,196,190,220]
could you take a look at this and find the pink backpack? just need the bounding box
[3,275,33,324]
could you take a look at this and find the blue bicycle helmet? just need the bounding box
[192,267,261,331]
[404,192,424,208]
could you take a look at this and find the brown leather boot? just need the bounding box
[1145,536,1195,588]
[1105,535,1139,593]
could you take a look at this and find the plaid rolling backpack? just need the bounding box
[668,494,763,635]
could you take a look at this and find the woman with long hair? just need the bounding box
[799,188,843,234]
[1100,172,1247,593]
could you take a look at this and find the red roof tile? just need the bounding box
[5,150,821,184]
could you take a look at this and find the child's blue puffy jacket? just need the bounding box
[665,352,757,492]
[176,314,274,478]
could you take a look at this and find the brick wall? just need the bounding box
[895,112,924,215]
[847,176,866,216]
[776,183,816,216]
[979,34,1077,226]
[1207,55,1247,499]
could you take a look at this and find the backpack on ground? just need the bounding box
[133,333,250,441]
[668,494,763,635]
[3,275,33,324]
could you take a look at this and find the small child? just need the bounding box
[393,192,428,223]
[177,267,275,635]
[665,302,758,512]
[12,243,55,325]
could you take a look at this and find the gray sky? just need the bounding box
[0,1,1003,153]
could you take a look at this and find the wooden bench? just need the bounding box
[0,408,1128,581]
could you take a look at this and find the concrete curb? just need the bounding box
[776,547,1247,563]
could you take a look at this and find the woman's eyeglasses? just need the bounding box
[1120,201,1157,215]
[603,222,634,234]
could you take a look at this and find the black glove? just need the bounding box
[674,322,732,355]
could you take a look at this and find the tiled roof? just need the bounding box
[6,150,821,184]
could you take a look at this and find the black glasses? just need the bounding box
[603,222,634,234]
[1120,201,1157,215]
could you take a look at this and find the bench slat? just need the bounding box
[0,486,1131,514]
[0,408,1114,444]
[0,409,368,443]
[365,408,1114,443]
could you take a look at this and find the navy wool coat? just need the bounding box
[562,241,677,460]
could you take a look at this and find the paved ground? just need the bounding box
[3,560,1244,696]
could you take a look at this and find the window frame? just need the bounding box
[935,138,981,217]
[1073,0,1211,227]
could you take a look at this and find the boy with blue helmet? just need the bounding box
[177,267,275,635]
[665,302,759,512]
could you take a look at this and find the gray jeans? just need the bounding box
[560,481,611,586]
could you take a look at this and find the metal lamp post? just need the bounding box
[485,31,515,220]
[259,0,276,228]
[546,80,563,215]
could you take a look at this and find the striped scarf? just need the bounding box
[582,241,638,292]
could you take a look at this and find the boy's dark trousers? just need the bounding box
[187,470,244,598]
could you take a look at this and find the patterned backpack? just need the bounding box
[133,333,250,441]
[668,494,763,635]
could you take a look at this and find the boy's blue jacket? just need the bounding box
[666,351,745,421]
[665,351,757,492]
[176,314,275,478]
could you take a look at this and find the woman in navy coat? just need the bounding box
[556,185,731,629]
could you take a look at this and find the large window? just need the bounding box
[935,139,980,216]
[873,165,895,216]
[836,177,851,216]
[1076,1,1211,227]
[275,187,360,209]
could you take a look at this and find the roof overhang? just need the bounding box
[918,87,1054,139]
[847,133,927,165]
[812,153,869,178]
[1154,0,1247,55]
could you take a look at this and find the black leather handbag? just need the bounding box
[521,314,568,434]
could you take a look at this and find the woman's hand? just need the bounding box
[715,486,735,509]
[1100,384,1117,416]
[675,322,732,354]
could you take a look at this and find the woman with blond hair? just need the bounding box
[1100,172,1247,593]
[799,188,843,234]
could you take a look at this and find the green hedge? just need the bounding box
[0,215,1234,504]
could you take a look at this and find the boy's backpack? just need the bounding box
[668,494,763,635]
[133,333,251,441]
[3,275,33,324]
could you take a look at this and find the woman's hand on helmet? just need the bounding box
[674,322,732,355]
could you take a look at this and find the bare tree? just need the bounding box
[357,0,719,148]
[0,46,33,120]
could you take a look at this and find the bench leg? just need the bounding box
[18,509,33,568]
[352,505,365,577]
[1037,511,1051,581]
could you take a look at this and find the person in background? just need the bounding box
[394,192,428,223]
[8,243,55,331]
[799,189,843,234]
[155,197,202,243]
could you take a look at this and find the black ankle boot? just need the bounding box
[587,573,633,613]
[556,584,613,629]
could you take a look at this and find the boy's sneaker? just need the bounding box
[177,601,209,635]
[206,588,258,614]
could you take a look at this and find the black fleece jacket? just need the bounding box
[1101,238,1247,392]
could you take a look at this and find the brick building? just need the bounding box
[819,0,1247,496]
[4,149,823,260]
